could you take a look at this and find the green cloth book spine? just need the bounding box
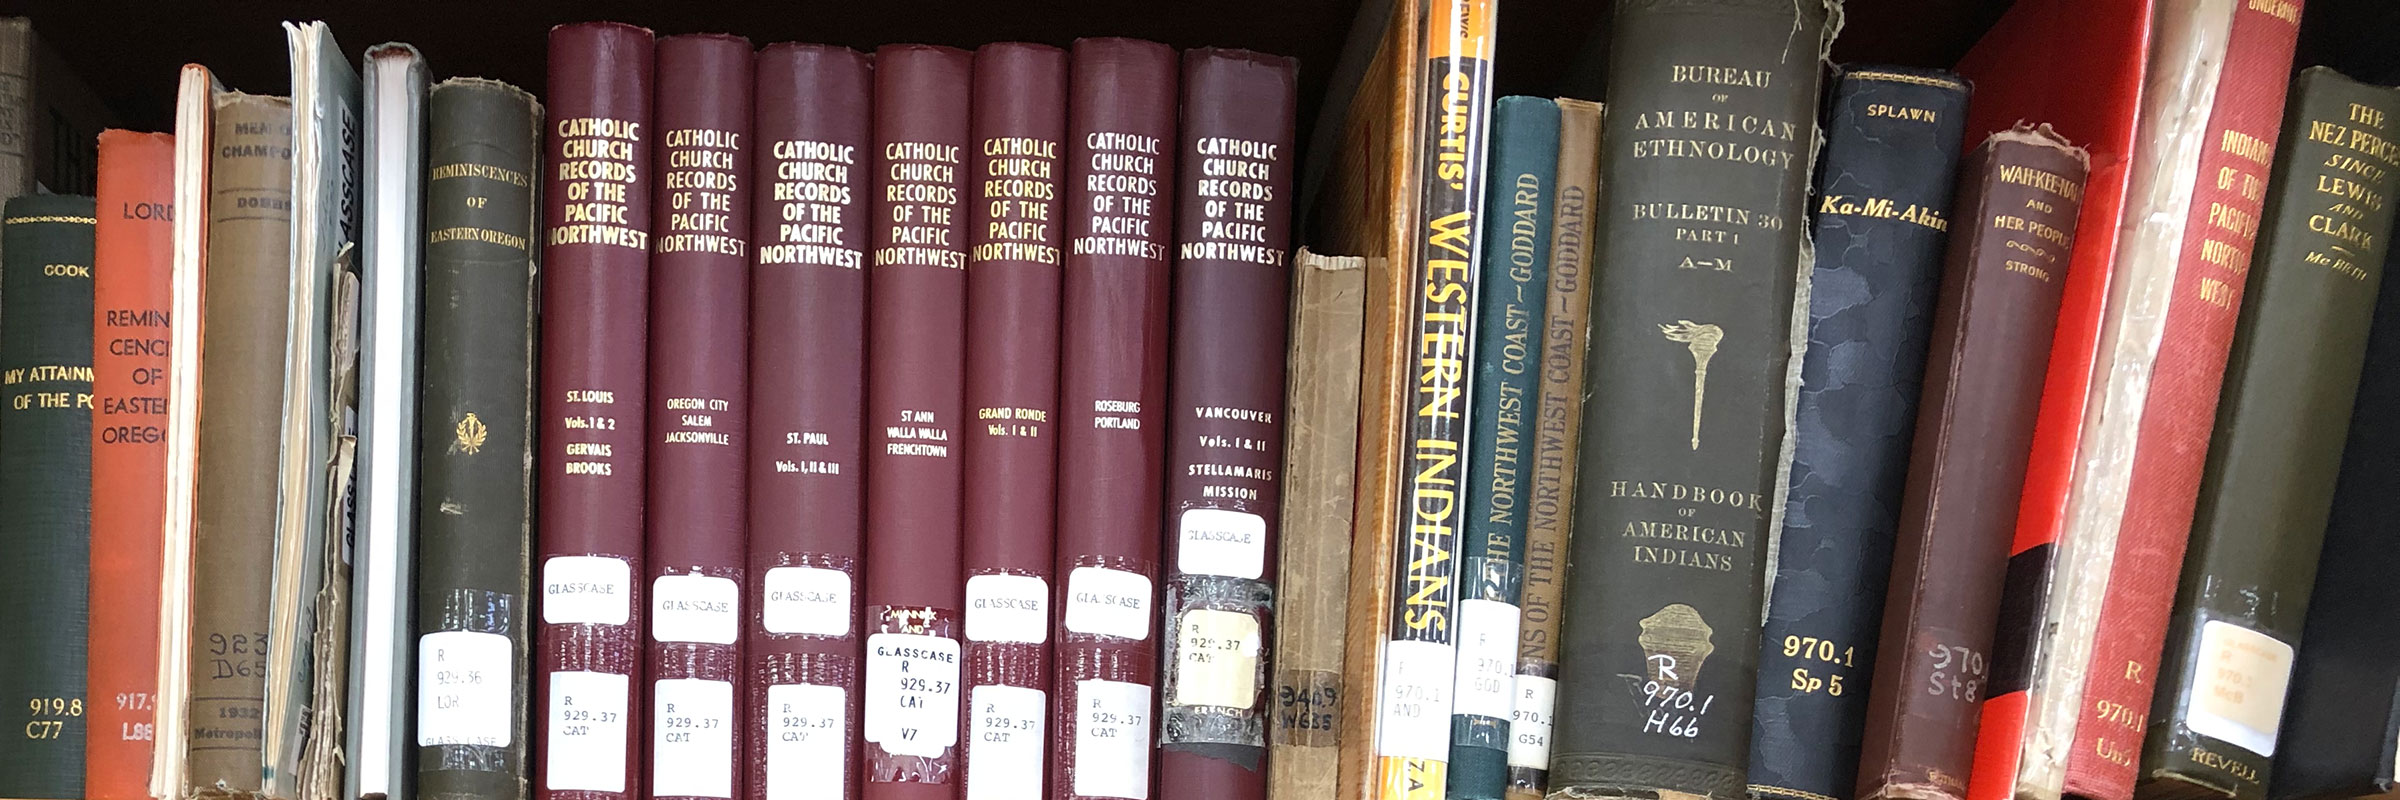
[1447,95,1558,800]
[0,193,96,799]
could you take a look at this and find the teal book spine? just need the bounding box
[0,193,96,799]
[1447,95,1560,800]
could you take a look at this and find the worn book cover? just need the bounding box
[151,64,214,800]
[1268,247,1367,800]
[1747,66,1969,800]
[415,75,540,800]
[187,89,292,800]
[1549,0,1833,796]
[1857,127,2086,800]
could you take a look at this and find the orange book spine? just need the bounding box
[85,128,176,798]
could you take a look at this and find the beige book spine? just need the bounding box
[184,91,292,800]
[1503,97,1601,800]
[1268,248,1369,800]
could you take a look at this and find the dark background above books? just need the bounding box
[14,0,2400,153]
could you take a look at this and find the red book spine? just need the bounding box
[646,33,755,800]
[1950,3,2155,798]
[1052,36,1176,800]
[2062,6,2302,799]
[87,128,174,799]
[862,44,973,800]
[747,42,873,800]
[1155,48,1297,800]
[960,41,1068,800]
[538,21,654,800]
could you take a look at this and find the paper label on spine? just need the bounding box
[965,685,1046,800]
[763,566,852,636]
[542,555,631,625]
[545,670,630,792]
[1171,608,1262,709]
[1176,508,1268,579]
[1072,679,1153,799]
[651,678,734,797]
[1451,598,1523,719]
[2186,619,2295,756]
[864,632,962,757]
[766,683,846,800]
[416,630,513,746]
[1506,675,1557,769]
[1375,639,1456,761]
[965,574,1050,644]
[651,573,740,645]
[1063,566,1153,640]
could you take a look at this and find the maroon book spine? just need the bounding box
[747,42,874,800]
[960,41,1069,800]
[1155,47,1298,800]
[538,21,654,800]
[862,44,973,800]
[645,33,754,800]
[1051,37,1177,800]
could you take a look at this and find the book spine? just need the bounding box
[1157,46,1298,800]
[1444,95,1556,800]
[1336,4,1429,797]
[2063,6,2303,798]
[186,92,293,799]
[1266,249,1367,800]
[536,21,654,800]
[0,194,95,800]
[1052,36,1176,800]
[416,77,541,800]
[861,44,972,800]
[2269,158,2400,800]
[1855,128,2087,800]
[957,41,1067,800]
[2140,66,2400,800]
[747,42,873,800]
[643,33,753,800]
[267,27,364,796]
[1374,2,1497,797]
[153,67,213,799]
[86,129,175,800]
[0,19,29,198]
[1504,96,1601,800]
[1747,67,1971,800]
[1552,0,1833,795]
[352,46,430,800]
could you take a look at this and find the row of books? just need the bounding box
[8,2,2400,800]
[0,14,1316,800]
[1305,3,2400,800]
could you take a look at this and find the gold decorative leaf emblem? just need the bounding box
[455,412,488,455]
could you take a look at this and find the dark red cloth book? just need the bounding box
[958,41,1068,800]
[1155,47,1297,800]
[538,21,655,800]
[861,43,973,800]
[645,32,754,800]
[1051,36,1177,800]
[747,42,874,800]
[2064,5,2302,799]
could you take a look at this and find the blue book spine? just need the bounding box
[1745,66,1971,800]
[1447,95,1560,800]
